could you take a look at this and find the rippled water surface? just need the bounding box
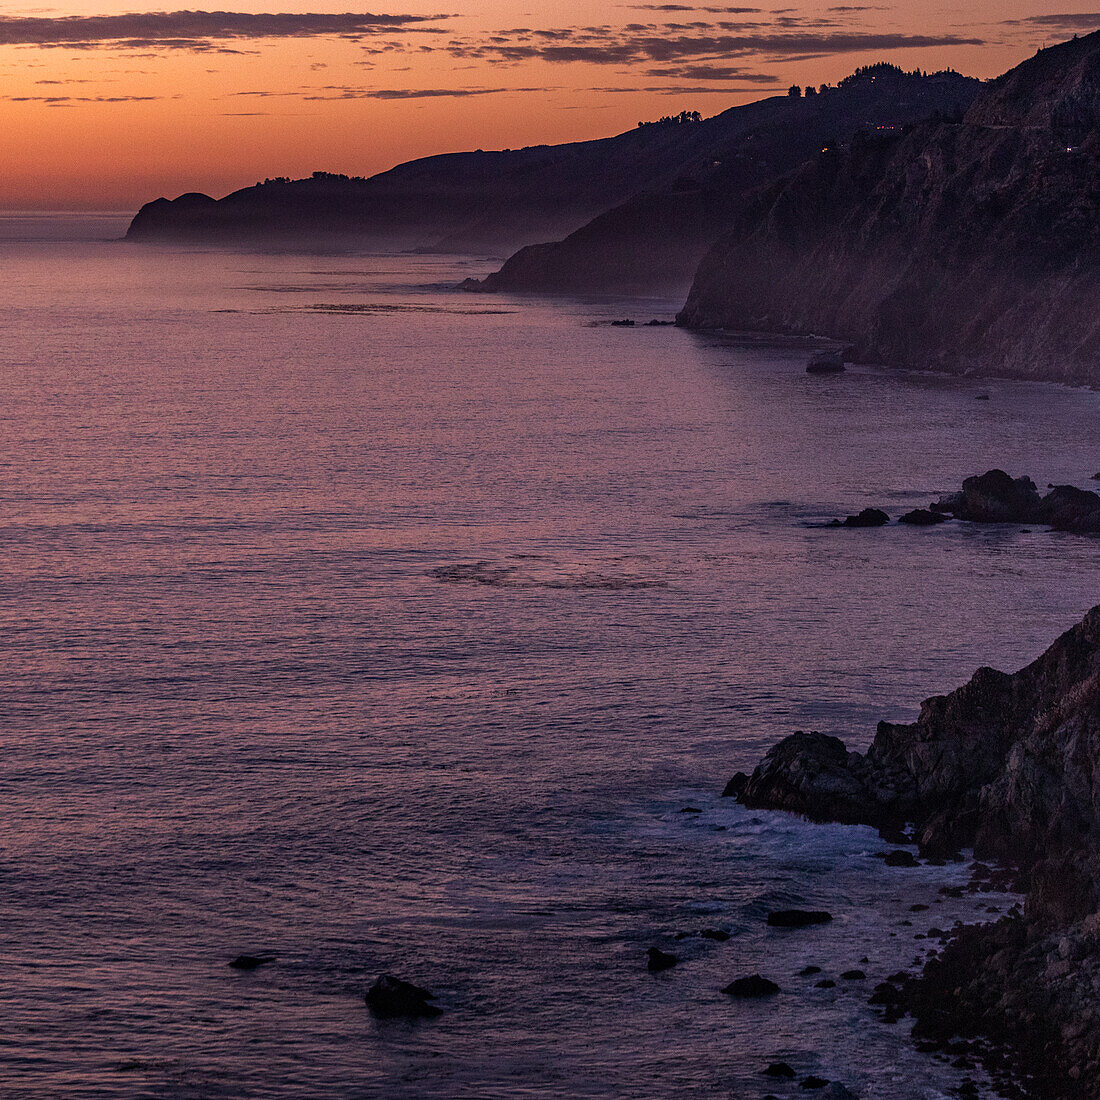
[1,214,1098,1098]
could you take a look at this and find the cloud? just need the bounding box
[231,84,546,101]
[442,28,984,67]
[1009,13,1100,31]
[647,62,780,80]
[304,85,545,99]
[5,93,166,103]
[0,10,448,51]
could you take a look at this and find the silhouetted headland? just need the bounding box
[125,65,979,267]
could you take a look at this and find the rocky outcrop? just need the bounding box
[364,974,442,1019]
[932,470,1100,533]
[679,32,1100,386]
[468,66,980,294]
[734,605,1100,1096]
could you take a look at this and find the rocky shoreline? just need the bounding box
[726,606,1100,1097]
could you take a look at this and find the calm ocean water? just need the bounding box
[1,213,1098,1098]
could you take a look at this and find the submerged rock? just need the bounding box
[364,974,442,1019]
[229,954,275,970]
[767,910,833,928]
[646,947,678,972]
[763,1062,796,1078]
[800,1076,829,1090]
[722,974,780,997]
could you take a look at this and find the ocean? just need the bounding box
[1,213,1097,1098]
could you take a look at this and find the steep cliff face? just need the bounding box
[736,606,1100,1096]
[679,32,1100,385]
[470,68,980,294]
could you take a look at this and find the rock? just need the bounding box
[610,318,635,327]
[799,965,822,975]
[364,974,442,1019]
[767,910,833,928]
[699,928,730,941]
[734,603,1100,1096]
[869,981,904,1005]
[229,954,275,971]
[975,394,991,400]
[763,1062,796,1078]
[933,470,1041,524]
[814,979,836,988]
[835,507,889,528]
[1036,484,1100,533]
[1092,473,1100,480]
[646,947,678,972]
[840,969,866,981]
[646,319,674,326]
[883,850,919,867]
[800,1076,829,1090]
[899,508,948,526]
[807,350,845,374]
[679,806,702,814]
[822,1085,858,1100]
[721,771,749,798]
[722,974,780,997]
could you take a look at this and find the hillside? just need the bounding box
[678,32,1100,385]
[468,66,980,295]
[125,69,978,257]
[126,98,801,252]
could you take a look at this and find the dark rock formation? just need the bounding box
[732,605,1100,1095]
[831,508,890,528]
[764,1062,796,1078]
[767,910,833,928]
[931,470,1100,533]
[679,32,1100,385]
[882,850,919,868]
[839,970,866,981]
[722,974,780,997]
[646,947,679,972]
[722,772,749,798]
[468,66,980,295]
[699,928,731,941]
[364,974,442,1019]
[800,1076,829,1090]
[899,508,948,527]
[807,350,845,374]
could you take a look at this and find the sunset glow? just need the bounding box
[4,1,1095,209]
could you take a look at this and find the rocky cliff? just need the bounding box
[734,605,1100,1096]
[468,67,980,295]
[678,32,1100,386]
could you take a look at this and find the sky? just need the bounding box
[2,2,1098,209]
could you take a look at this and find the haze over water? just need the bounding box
[2,215,1098,1098]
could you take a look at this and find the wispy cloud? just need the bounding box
[0,10,448,51]
[1008,12,1100,31]
[440,28,985,67]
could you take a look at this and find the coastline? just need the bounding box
[727,607,1100,1098]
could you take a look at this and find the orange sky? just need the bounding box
[1,1,1094,210]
